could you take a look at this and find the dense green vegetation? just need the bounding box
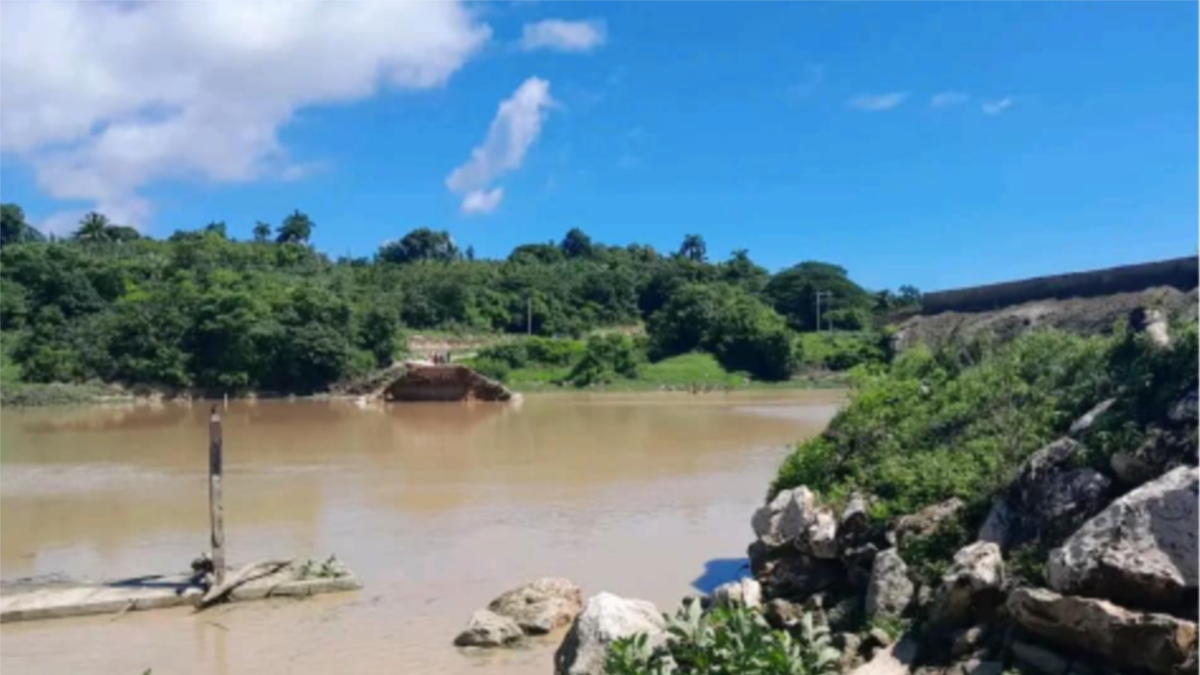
[773,319,1198,526]
[469,338,849,392]
[0,203,915,397]
[606,602,839,675]
[776,331,1108,519]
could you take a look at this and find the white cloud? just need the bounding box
[930,91,970,108]
[847,92,909,112]
[982,97,1015,115]
[520,19,606,53]
[461,188,504,215]
[0,1,491,230]
[445,77,554,214]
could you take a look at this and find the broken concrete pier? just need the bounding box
[0,559,361,624]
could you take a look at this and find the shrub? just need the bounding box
[606,602,840,675]
[476,342,530,369]
[773,329,1114,520]
[476,337,586,370]
[471,357,511,382]
[794,332,888,372]
[647,283,796,381]
[525,336,586,366]
[565,334,640,386]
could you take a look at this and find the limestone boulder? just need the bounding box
[454,609,524,647]
[804,509,840,559]
[892,498,965,546]
[1008,586,1198,675]
[978,438,1113,550]
[488,577,583,635]
[711,577,762,610]
[1046,466,1197,616]
[752,487,819,549]
[554,592,667,675]
[839,492,873,552]
[930,542,1005,628]
[864,549,913,619]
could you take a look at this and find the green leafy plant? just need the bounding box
[297,555,347,579]
[605,603,840,675]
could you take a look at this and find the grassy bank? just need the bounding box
[771,319,1198,579]
[0,381,125,406]
[469,345,849,393]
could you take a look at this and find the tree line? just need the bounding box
[0,203,920,393]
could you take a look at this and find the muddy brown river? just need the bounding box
[0,391,842,675]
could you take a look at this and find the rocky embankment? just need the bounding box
[453,392,1196,675]
[893,287,1198,353]
[452,308,1197,675]
[747,385,1198,675]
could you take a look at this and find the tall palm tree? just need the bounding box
[74,212,113,243]
[678,233,707,263]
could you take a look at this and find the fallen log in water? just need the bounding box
[197,559,293,610]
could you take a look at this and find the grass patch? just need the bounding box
[640,352,745,387]
[0,381,116,406]
[467,335,854,393]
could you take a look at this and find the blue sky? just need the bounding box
[1,2,1195,291]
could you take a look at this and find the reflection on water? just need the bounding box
[1,390,842,675]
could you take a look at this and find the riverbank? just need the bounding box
[471,352,851,394]
[0,382,136,407]
[0,359,848,406]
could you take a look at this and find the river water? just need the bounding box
[0,391,842,675]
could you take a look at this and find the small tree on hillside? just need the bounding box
[678,234,707,263]
[378,228,459,264]
[74,212,113,243]
[561,228,595,259]
[0,204,26,246]
[252,221,272,242]
[276,210,314,244]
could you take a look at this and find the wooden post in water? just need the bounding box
[209,406,226,586]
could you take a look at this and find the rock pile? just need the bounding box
[453,577,583,648]
[746,389,1199,675]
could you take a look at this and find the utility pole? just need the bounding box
[209,406,226,586]
[815,290,833,333]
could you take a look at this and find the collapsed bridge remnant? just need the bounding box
[347,362,516,402]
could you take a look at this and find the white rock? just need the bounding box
[931,542,1005,627]
[454,609,523,647]
[554,592,666,675]
[805,509,840,559]
[865,549,913,619]
[752,487,818,548]
[1008,586,1198,675]
[712,577,762,610]
[1047,466,1198,615]
[488,577,583,634]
